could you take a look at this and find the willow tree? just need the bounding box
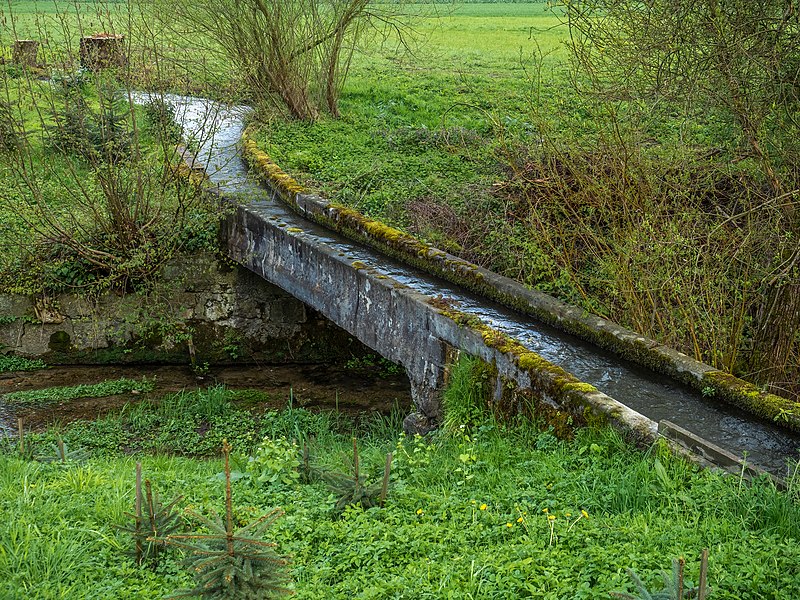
[561,0,800,392]
[161,0,397,120]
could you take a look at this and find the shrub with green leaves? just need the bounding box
[246,436,301,488]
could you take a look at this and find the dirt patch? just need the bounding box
[1,363,411,431]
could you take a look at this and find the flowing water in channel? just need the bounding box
[4,94,799,477]
[164,94,800,477]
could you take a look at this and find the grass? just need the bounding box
[2,381,799,598]
[249,3,567,222]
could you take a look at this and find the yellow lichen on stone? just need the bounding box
[241,128,307,200]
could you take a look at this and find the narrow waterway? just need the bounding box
[148,93,800,478]
[3,94,797,477]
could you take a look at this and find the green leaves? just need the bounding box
[3,377,153,405]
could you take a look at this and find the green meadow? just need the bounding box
[2,377,799,599]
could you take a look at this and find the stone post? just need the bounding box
[12,40,38,67]
[79,34,126,71]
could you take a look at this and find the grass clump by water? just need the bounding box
[1,383,799,598]
[3,377,153,404]
[0,354,46,373]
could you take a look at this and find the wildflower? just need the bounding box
[564,512,572,518]
[548,515,556,521]
[479,503,487,511]
[581,509,589,519]
[416,508,424,515]
[517,516,524,523]
[542,508,549,513]
[506,523,513,528]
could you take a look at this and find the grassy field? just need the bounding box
[250,3,567,228]
[1,372,799,599]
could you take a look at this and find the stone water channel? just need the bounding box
[177,94,800,478]
[5,93,799,478]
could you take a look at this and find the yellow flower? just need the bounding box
[565,513,572,518]
[581,509,589,519]
[542,508,549,513]
[548,515,556,521]
[479,503,488,511]
[416,508,424,515]
[517,516,524,523]
[506,522,513,528]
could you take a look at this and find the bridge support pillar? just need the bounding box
[402,342,456,436]
[403,381,443,436]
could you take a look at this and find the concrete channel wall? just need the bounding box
[223,200,657,442]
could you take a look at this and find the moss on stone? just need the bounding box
[562,382,599,394]
[242,131,800,436]
[702,371,800,432]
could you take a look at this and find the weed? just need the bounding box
[246,436,301,488]
[0,355,47,373]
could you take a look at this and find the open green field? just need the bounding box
[2,376,799,599]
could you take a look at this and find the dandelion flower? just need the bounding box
[480,503,488,511]
[581,509,589,519]
[542,508,549,513]
[506,523,513,528]
[416,508,424,515]
[517,516,524,523]
[548,515,556,521]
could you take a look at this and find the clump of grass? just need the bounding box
[3,377,153,404]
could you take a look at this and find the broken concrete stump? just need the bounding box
[79,34,126,71]
[12,40,38,67]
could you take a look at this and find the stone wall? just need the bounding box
[0,254,365,365]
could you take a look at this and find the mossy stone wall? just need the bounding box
[0,254,365,366]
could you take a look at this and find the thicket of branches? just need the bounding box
[155,0,408,120]
[0,5,222,296]
[546,0,800,394]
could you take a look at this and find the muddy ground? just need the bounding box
[1,363,412,432]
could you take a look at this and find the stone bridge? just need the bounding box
[218,133,800,482]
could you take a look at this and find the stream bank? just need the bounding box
[1,363,411,432]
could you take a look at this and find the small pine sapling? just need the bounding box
[116,462,184,566]
[612,550,711,599]
[320,438,393,513]
[164,440,293,599]
[35,436,90,464]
